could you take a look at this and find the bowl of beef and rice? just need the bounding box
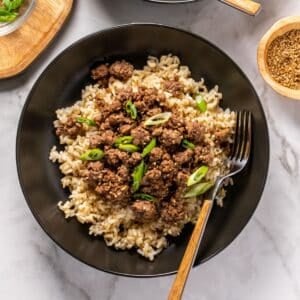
[16,24,269,277]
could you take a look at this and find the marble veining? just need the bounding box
[1,0,300,299]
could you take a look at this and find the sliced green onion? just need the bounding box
[76,117,96,126]
[125,100,137,120]
[118,144,139,153]
[184,182,213,198]
[195,94,207,113]
[133,193,156,201]
[132,160,146,192]
[0,9,18,22]
[144,112,172,126]
[182,139,195,150]
[3,0,24,11]
[80,148,104,161]
[141,138,156,158]
[187,166,209,187]
[114,136,133,146]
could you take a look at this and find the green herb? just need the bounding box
[133,193,156,201]
[144,112,172,126]
[80,149,104,161]
[187,166,208,186]
[76,117,96,126]
[125,100,137,120]
[114,136,133,146]
[195,94,207,113]
[0,8,17,22]
[184,182,213,198]
[132,160,146,192]
[182,139,195,150]
[141,138,156,158]
[118,144,139,153]
[3,0,23,11]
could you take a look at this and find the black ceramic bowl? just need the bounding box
[16,24,269,277]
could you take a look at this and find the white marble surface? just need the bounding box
[1,0,300,299]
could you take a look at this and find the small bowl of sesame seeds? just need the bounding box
[257,16,300,100]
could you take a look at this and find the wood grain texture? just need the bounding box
[222,0,261,16]
[0,0,73,79]
[168,200,213,300]
[257,16,300,100]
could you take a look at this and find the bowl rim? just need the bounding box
[16,23,270,277]
[257,16,300,100]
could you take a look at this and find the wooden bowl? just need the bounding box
[257,16,300,100]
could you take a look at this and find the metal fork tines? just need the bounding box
[230,110,252,174]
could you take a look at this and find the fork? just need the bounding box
[168,110,252,300]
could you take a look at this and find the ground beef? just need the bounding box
[127,152,142,167]
[159,128,183,148]
[105,149,129,166]
[214,128,231,144]
[95,169,130,205]
[134,87,165,113]
[131,200,157,222]
[90,130,115,146]
[145,107,162,117]
[85,161,104,186]
[173,149,193,166]
[159,157,177,181]
[116,87,134,103]
[186,121,205,144]
[164,80,183,97]
[131,126,151,146]
[107,113,132,128]
[149,147,164,163]
[109,60,134,81]
[55,117,82,138]
[176,171,189,190]
[167,114,186,134]
[194,145,213,165]
[142,169,162,185]
[119,124,135,135]
[161,198,185,223]
[117,165,130,183]
[91,64,109,80]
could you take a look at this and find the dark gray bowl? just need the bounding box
[16,24,269,277]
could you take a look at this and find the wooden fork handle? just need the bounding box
[221,0,261,16]
[168,200,213,300]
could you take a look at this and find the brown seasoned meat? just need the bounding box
[149,147,164,163]
[173,149,193,166]
[176,171,189,190]
[105,149,130,166]
[167,114,186,134]
[131,126,151,146]
[127,152,142,167]
[115,87,134,103]
[85,161,104,186]
[159,129,183,148]
[164,80,183,97]
[107,113,132,128]
[146,107,162,117]
[117,165,130,182]
[161,198,185,223]
[119,124,135,135]
[186,121,205,144]
[134,87,165,113]
[91,64,109,80]
[142,169,162,185]
[90,130,115,146]
[159,157,177,180]
[194,145,213,165]
[151,127,163,137]
[95,169,130,205]
[131,200,158,222]
[55,117,82,138]
[109,60,134,81]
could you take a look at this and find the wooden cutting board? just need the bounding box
[0,0,73,79]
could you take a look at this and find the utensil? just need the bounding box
[257,16,300,100]
[16,24,269,277]
[145,0,261,16]
[168,111,252,299]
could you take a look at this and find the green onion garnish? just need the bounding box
[133,193,156,201]
[0,8,18,22]
[195,95,207,113]
[184,182,213,198]
[80,148,104,161]
[114,136,133,146]
[144,112,172,126]
[187,166,209,186]
[125,100,138,120]
[141,138,156,158]
[182,139,195,150]
[76,117,96,126]
[132,160,146,192]
[3,0,24,10]
[118,144,139,153]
